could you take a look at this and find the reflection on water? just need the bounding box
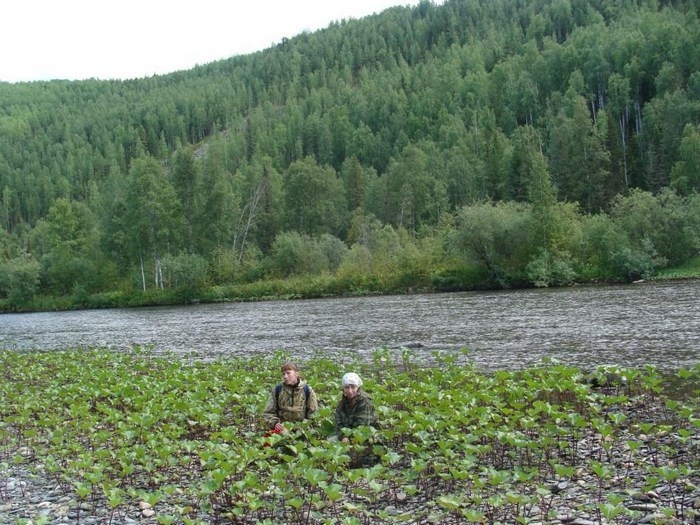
[1,281,698,373]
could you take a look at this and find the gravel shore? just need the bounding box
[2,412,699,525]
[2,371,699,525]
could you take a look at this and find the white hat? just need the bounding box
[342,372,362,387]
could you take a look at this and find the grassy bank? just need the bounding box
[1,348,698,524]
[3,259,700,313]
[651,257,700,281]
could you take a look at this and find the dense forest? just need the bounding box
[1,0,699,311]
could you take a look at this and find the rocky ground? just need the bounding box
[1,395,699,524]
[2,441,698,524]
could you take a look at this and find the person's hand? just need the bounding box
[274,422,285,433]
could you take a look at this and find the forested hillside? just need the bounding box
[1,0,699,311]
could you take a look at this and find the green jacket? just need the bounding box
[263,379,318,428]
[334,390,377,438]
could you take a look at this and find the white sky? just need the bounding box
[1,0,421,83]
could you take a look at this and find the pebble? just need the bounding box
[639,515,684,524]
[627,502,658,511]
[1,403,698,524]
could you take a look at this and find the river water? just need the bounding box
[1,281,698,373]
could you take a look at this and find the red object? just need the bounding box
[262,427,284,446]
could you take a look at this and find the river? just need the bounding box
[1,280,698,373]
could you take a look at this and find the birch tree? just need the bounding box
[125,156,183,290]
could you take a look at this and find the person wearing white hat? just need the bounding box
[334,372,377,442]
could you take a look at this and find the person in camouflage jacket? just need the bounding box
[263,362,318,432]
[334,372,377,441]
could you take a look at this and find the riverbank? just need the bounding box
[2,259,699,314]
[1,349,698,524]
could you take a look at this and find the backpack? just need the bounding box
[275,383,311,418]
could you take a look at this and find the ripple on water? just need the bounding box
[1,281,698,372]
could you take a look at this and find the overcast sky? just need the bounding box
[1,0,423,83]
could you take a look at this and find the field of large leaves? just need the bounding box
[1,348,698,524]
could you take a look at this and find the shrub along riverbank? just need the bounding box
[3,259,700,314]
[1,348,698,524]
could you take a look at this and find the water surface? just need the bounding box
[1,281,698,372]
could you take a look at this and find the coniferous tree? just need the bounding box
[0,0,698,304]
[171,147,199,252]
[670,123,700,195]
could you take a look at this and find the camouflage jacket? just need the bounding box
[262,379,318,428]
[334,390,377,438]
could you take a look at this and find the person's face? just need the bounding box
[282,368,299,385]
[343,384,359,399]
